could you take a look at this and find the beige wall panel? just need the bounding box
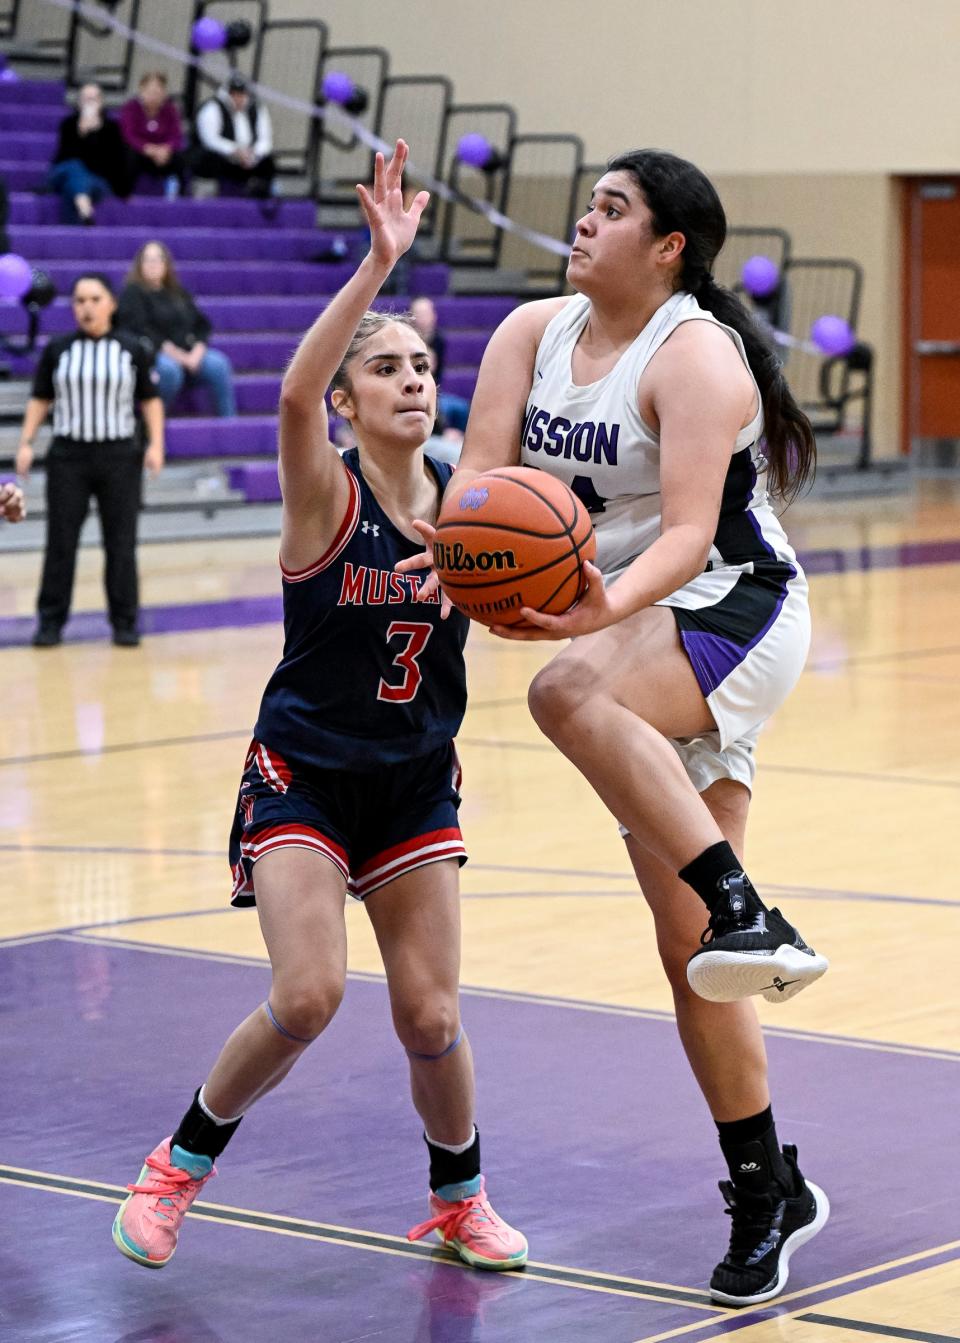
[273,0,960,173]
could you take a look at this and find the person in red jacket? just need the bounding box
[119,71,187,199]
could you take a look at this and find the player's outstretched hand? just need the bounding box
[356,140,430,270]
[0,480,26,523]
[489,562,617,640]
[395,519,453,619]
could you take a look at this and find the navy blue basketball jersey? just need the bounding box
[253,449,469,770]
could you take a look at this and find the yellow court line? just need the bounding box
[56,932,960,1064]
[0,1164,719,1311]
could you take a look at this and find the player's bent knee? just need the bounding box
[270,980,344,1042]
[527,663,580,738]
[394,1001,461,1059]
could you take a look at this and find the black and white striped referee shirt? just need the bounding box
[31,329,158,445]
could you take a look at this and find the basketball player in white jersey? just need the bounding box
[400,149,829,1306]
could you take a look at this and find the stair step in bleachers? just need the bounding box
[9,193,318,228]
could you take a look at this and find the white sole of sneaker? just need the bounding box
[687,945,829,1004]
[435,1229,529,1271]
[111,1205,172,1269]
[710,1180,831,1307]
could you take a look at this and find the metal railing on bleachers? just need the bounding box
[315,44,388,206]
[782,257,872,467]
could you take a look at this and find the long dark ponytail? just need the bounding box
[607,149,815,503]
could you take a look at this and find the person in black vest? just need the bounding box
[47,82,130,225]
[16,272,164,648]
[191,72,276,198]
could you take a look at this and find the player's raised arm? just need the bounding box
[278,140,429,541]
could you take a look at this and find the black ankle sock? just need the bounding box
[679,841,759,914]
[716,1106,791,1194]
[170,1088,242,1161]
[424,1128,481,1193]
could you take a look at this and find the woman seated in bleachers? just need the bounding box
[47,82,130,225]
[115,241,237,418]
[119,72,187,200]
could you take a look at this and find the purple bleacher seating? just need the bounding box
[4,131,55,157]
[12,225,329,262]
[5,73,520,480]
[0,79,64,105]
[8,192,317,228]
[0,162,46,191]
[166,416,278,459]
[0,103,62,131]
[227,462,281,502]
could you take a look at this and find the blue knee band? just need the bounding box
[263,1000,314,1044]
[406,1025,463,1062]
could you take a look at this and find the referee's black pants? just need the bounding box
[38,441,142,633]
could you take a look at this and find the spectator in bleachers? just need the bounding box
[119,72,187,200]
[115,241,237,418]
[191,73,276,199]
[47,82,130,225]
[410,296,471,437]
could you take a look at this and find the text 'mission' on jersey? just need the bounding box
[520,290,800,582]
[254,449,469,771]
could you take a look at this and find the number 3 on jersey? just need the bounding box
[378,621,432,703]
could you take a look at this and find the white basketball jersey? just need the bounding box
[520,291,797,584]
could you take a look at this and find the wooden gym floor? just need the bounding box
[1,478,958,1343]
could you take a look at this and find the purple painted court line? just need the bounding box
[0,596,283,648]
[2,937,959,1343]
[2,535,960,649]
[796,537,960,575]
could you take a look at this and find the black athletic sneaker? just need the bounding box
[686,875,828,1004]
[710,1145,829,1306]
[31,624,62,647]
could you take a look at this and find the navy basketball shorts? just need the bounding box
[229,738,466,905]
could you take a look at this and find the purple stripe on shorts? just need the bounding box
[679,565,797,698]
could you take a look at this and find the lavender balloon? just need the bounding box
[456,133,493,169]
[0,253,32,301]
[0,67,19,84]
[741,254,779,298]
[322,70,355,104]
[191,16,227,52]
[811,314,856,357]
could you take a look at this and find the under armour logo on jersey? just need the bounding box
[361,521,380,536]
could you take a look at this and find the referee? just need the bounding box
[16,272,164,648]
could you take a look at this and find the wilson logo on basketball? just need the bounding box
[434,541,519,573]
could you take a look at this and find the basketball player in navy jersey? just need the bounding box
[113,141,526,1275]
[400,150,829,1305]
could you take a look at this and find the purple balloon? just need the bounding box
[322,70,355,104]
[0,67,19,84]
[0,253,32,301]
[741,254,780,298]
[191,16,227,52]
[456,132,493,168]
[811,313,856,357]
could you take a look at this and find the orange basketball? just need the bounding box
[433,467,596,627]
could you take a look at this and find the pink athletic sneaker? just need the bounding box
[407,1178,528,1270]
[112,1137,215,1268]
